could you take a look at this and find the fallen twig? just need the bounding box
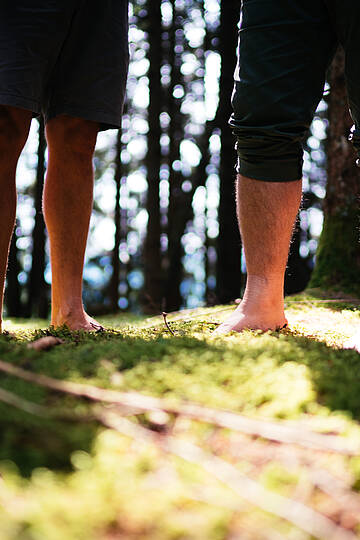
[0,359,357,455]
[0,390,348,540]
[310,468,360,520]
[284,299,360,305]
[143,295,176,335]
[140,306,233,328]
[0,380,358,539]
[0,386,94,423]
[2,382,358,505]
[99,410,358,540]
[222,432,360,526]
[0,387,49,418]
[27,336,64,351]
[162,311,175,336]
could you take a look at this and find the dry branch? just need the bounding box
[0,386,93,423]
[310,468,360,519]
[222,431,360,527]
[99,410,358,540]
[0,359,358,455]
[162,311,175,336]
[0,380,358,539]
[0,387,49,417]
[284,299,360,305]
[27,336,64,351]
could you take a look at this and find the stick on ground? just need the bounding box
[100,410,358,540]
[0,358,357,455]
[0,378,358,539]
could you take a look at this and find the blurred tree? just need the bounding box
[310,47,360,295]
[3,0,334,320]
[285,217,312,295]
[143,0,163,313]
[216,0,242,303]
[5,220,23,317]
[164,0,188,311]
[109,129,122,312]
[26,118,48,318]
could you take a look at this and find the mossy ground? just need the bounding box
[309,210,360,297]
[1,290,360,539]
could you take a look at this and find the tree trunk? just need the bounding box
[164,0,186,312]
[216,0,242,304]
[285,218,312,295]
[27,118,49,318]
[310,47,360,295]
[109,129,122,312]
[5,220,22,317]
[143,0,163,313]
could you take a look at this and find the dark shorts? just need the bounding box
[0,0,129,130]
[230,0,360,181]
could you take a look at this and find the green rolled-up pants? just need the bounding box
[230,0,360,181]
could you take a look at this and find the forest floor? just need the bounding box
[1,289,360,540]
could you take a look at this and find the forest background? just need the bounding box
[5,0,359,322]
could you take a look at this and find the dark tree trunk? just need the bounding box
[164,0,186,312]
[26,118,48,318]
[5,220,22,317]
[195,120,215,304]
[109,129,122,312]
[216,0,242,303]
[310,47,360,295]
[165,1,218,311]
[143,0,163,313]
[285,218,312,295]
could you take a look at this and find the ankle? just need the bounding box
[241,275,285,311]
[52,303,85,324]
[245,273,284,287]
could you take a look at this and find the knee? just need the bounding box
[46,115,99,157]
[230,75,314,181]
[0,106,31,159]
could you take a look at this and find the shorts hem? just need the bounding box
[0,93,41,115]
[237,158,303,182]
[45,105,122,131]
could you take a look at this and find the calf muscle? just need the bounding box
[214,175,302,334]
[0,106,31,329]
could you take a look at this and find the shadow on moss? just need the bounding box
[0,315,359,477]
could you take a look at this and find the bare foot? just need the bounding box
[343,330,360,353]
[213,301,287,335]
[52,309,104,332]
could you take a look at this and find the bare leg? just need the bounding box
[0,106,32,331]
[43,115,102,331]
[215,174,302,334]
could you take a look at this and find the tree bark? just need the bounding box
[285,217,312,295]
[5,220,22,317]
[164,0,186,312]
[27,118,48,318]
[216,0,242,304]
[143,0,163,313]
[310,47,360,295]
[109,129,122,312]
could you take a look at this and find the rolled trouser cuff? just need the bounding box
[235,135,304,182]
[236,154,303,182]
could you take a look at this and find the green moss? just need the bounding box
[260,463,301,495]
[0,300,360,538]
[309,210,360,295]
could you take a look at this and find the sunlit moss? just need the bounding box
[0,297,360,538]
